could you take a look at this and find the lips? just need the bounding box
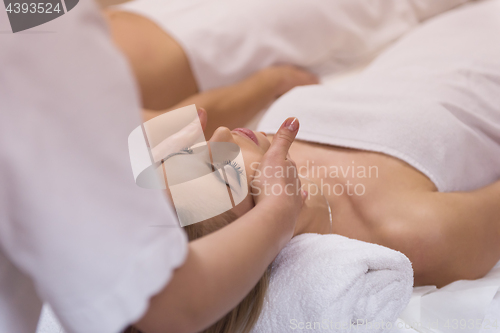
[232,128,259,145]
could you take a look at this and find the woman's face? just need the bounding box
[208,127,271,216]
[163,126,271,221]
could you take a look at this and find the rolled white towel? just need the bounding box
[251,234,413,333]
[36,234,413,333]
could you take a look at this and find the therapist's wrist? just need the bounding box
[254,196,301,242]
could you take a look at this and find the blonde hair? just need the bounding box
[124,210,271,333]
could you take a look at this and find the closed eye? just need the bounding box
[222,160,243,186]
[162,148,242,191]
[210,163,233,190]
[162,147,193,162]
[211,160,243,190]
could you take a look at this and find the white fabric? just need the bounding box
[251,233,413,333]
[117,0,470,91]
[319,41,500,333]
[393,261,500,333]
[0,2,187,333]
[258,0,500,192]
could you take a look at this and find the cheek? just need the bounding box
[242,150,264,182]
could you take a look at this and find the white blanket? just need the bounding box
[258,0,500,193]
[118,0,469,91]
[251,234,413,333]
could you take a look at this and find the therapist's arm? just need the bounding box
[134,118,305,333]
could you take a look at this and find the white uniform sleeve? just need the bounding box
[0,1,187,332]
[118,0,471,91]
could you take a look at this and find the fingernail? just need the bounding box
[197,108,205,117]
[301,190,308,200]
[283,117,299,132]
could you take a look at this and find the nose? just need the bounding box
[209,126,235,143]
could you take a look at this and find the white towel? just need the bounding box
[36,234,412,333]
[251,234,413,333]
[117,0,469,91]
[257,0,500,193]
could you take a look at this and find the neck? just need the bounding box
[295,177,333,235]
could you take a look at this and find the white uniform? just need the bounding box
[0,1,187,333]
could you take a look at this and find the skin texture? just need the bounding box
[104,10,198,109]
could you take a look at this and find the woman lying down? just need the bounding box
[126,1,500,333]
[107,0,474,136]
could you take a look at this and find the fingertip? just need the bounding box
[282,117,299,132]
[267,117,300,158]
[197,107,208,130]
[197,107,207,118]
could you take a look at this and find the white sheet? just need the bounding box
[393,262,500,333]
[258,0,500,193]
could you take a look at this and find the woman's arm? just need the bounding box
[420,180,500,284]
[106,10,317,136]
[376,180,500,287]
[134,118,306,333]
[143,65,317,137]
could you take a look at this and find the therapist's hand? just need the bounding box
[135,117,306,333]
[251,117,307,233]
